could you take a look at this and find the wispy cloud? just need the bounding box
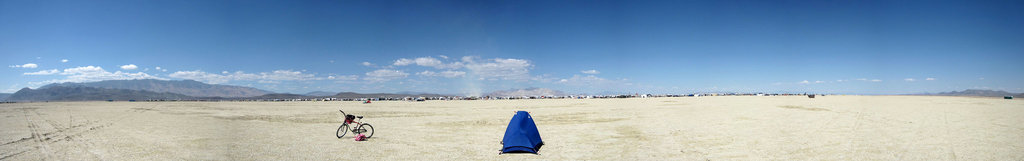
[925,77,936,81]
[904,78,916,82]
[854,78,882,82]
[363,69,409,82]
[581,70,600,74]
[416,70,466,78]
[61,59,68,63]
[463,57,533,81]
[27,66,164,86]
[120,64,138,70]
[328,75,360,83]
[23,69,59,75]
[361,62,374,66]
[393,57,463,69]
[9,63,38,69]
[556,74,629,87]
[168,70,321,84]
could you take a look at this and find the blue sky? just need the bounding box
[2,0,1022,95]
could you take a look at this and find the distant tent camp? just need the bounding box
[500,111,543,154]
[808,94,815,98]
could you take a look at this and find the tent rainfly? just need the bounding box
[500,111,543,154]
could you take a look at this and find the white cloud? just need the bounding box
[798,80,825,84]
[416,70,434,76]
[168,70,320,84]
[262,70,320,81]
[463,58,532,81]
[329,75,360,83]
[581,70,600,74]
[329,75,359,80]
[556,75,629,87]
[416,70,466,78]
[904,78,916,82]
[393,57,463,69]
[167,71,238,84]
[389,56,532,80]
[23,69,59,75]
[438,55,448,59]
[9,63,38,68]
[363,69,408,82]
[27,66,164,86]
[120,64,138,70]
[462,56,477,62]
[361,62,374,66]
[854,78,882,82]
[926,78,935,81]
[61,59,68,63]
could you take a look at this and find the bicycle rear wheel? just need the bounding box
[336,124,349,138]
[356,123,374,138]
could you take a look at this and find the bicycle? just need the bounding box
[337,110,375,139]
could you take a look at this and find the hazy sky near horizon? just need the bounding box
[2,0,1022,95]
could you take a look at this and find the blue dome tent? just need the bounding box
[500,111,543,154]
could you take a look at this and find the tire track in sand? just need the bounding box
[0,109,109,160]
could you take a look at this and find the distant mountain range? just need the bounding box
[6,86,193,102]
[0,93,11,101]
[924,89,1023,97]
[42,79,271,97]
[5,79,453,102]
[486,88,566,97]
[304,91,337,96]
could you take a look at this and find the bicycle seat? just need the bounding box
[357,116,364,119]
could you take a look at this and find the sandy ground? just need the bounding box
[0,96,1022,160]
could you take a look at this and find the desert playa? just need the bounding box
[0,96,1022,160]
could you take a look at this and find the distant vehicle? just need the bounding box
[1006,96,1014,99]
[808,95,815,98]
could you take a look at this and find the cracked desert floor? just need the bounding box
[1,96,1022,160]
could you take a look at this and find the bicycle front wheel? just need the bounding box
[357,123,374,138]
[336,124,349,138]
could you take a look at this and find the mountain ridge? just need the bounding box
[41,79,271,97]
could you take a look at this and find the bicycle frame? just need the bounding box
[340,110,369,133]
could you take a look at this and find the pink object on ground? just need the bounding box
[354,134,367,141]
